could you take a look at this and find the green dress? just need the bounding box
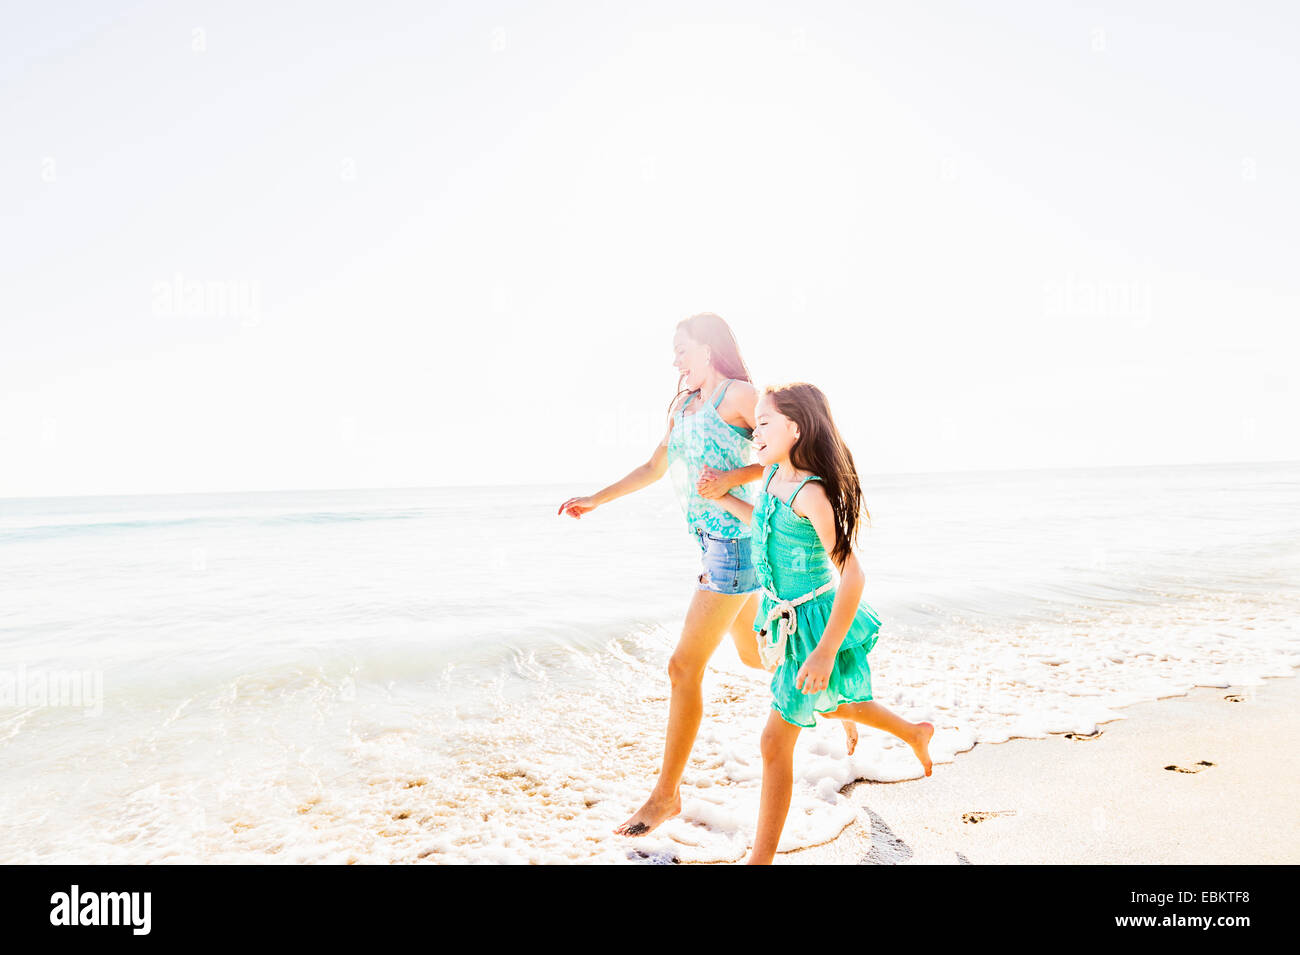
[751,465,881,728]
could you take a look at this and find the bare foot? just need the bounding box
[841,720,858,756]
[909,721,934,776]
[613,792,682,836]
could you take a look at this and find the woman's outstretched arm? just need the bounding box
[558,401,678,518]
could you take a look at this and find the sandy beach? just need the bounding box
[773,673,1300,865]
[5,471,1296,864]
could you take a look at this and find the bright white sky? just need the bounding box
[2,1,1296,498]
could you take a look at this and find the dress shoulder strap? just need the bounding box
[786,474,823,507]
[762,464,779,495]
[708,378,734,409]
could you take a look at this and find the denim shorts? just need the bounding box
[693,527,759,595]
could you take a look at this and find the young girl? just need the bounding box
[714,382,934,865]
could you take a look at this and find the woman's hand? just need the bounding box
[557,495,598,519]
[795,646,837,695]
[695,466,734,499]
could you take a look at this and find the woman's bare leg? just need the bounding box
[726,595,858,754]
[614,588,751,836]
[827,700,934,775]
[747,709,802,864]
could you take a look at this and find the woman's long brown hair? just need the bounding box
[666,312,753,418]
[766,382,868,567]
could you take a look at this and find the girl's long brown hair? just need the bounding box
[667,312,753,418]
[766,382,868,567]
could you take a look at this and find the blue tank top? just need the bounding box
[665,379,756,539]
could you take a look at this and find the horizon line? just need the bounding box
[3,456,1297,503]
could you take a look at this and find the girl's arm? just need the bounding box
[557,405,676,519]
[792,483,865,693]
[713,489,755,526]
[696,462,764,499]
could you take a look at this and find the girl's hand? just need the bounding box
[795,647,836,695]
[695,466,733,499]
[557,495,597,519]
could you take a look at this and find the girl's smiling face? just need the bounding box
[672,329,711,392]
[753,393,799,466]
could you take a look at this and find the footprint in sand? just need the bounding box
[1065,730,1103,741]
[1163,760,1215,773]
[1224,694,1246,703]
[962,810,1016,824]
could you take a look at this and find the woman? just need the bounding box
[557,313,854,838]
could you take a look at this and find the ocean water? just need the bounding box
[2,461,1298,864]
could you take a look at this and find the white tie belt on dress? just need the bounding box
[755,581,835,670]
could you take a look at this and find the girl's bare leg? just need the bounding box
[725,592,763,669]
[614,588,751,836]
[726,595,858,754]
[827,700,934,775]
[747,710,802,864]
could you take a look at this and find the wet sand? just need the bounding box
[772,673,1300,865]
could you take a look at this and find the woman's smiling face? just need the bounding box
[672,329,711,392]
[752,393,798,466]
